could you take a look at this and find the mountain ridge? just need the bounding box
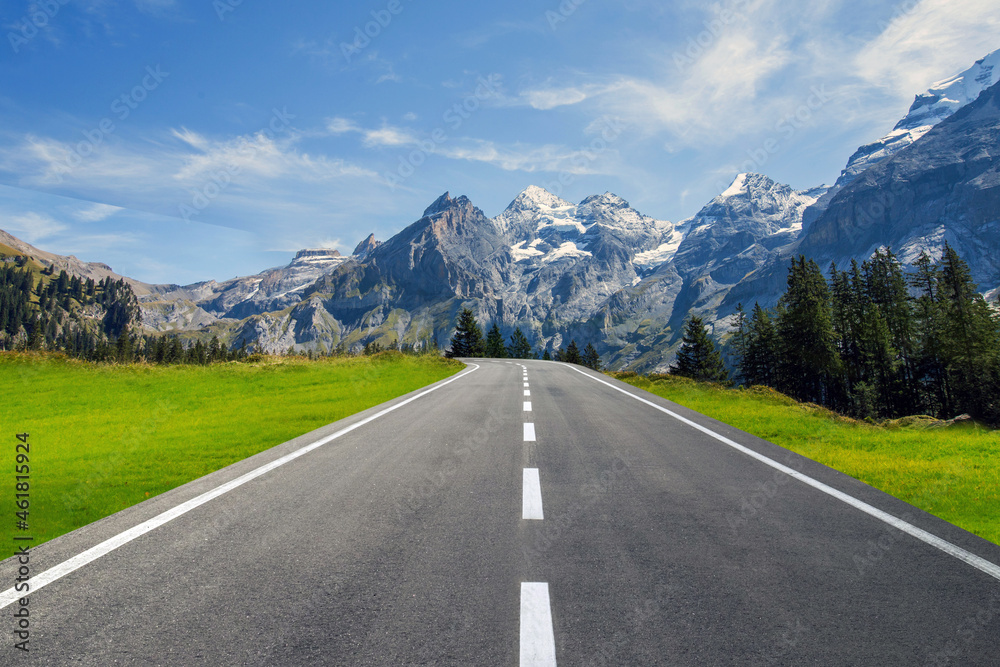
[4,50,999,370]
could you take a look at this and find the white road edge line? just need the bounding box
[520,582,557,666]
[524,423,536,442]
[0,364,484,610]
[522,468,544,520]
[569,366,1000,583]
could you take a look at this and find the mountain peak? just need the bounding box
[352,233,380,257]
[895,48,1000,132]
[580,192,629,208]
[294,248,342,260]
[718,173,776,198]
[423,192,453,217]
[721,173,749,197]
[509,185,572,210]
[521,184,553,199]
[831,49,1000,192]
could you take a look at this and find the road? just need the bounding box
[2,359,999,665]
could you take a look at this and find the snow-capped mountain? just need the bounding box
[591,174,827,369]
[672,174,826,278]
[261,189,685,356]
[9,49,999,371]
[844,49,999,188]
[727,75,1000,330]
[494,185,681,271]
[801,49,1000,233]
[799,77,1000,285]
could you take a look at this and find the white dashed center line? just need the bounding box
[523,423,536,441]
[524,401,532,411]
[520,582,557,666]
[524,389,530,396]
[522,468,544,520]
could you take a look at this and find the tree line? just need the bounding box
[731,246,1000,423]
[0,265,141,356]
[445,307,602,369]
[0,264,255,365]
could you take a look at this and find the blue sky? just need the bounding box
[1,0,998,284]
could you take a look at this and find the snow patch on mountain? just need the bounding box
[721,173,748,197]
[544,241,592,263]
[633,238,684,269]
[141,247,349,326]
[896,49,1000,131]
[494,186,682,267]
[511,239,545,261]
[834,49,1000,191]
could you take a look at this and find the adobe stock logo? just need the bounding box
[8,0,71,53]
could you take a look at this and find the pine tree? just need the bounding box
[208,335,222,362]
[910,252,950,414]
[862,249,915,415]
[936,244,1000,419]
[542,349,552,361]
[739,302,779,387]
[670,315,729,384]
[507,328,532,359]
[27,317,43,350]
[731,304,749,384]
[775,257,840,404]
[168,337,183,364]
[447,308,484,358]
[484,322,508,358]
[564,340,582,365]
[582,342,601,370]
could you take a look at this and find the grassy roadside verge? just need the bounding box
[1,351,463,547]
[611,372,1000,546]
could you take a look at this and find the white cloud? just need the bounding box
[508,0,996,155]
[522,86,594,110]
[375,70,402,84]
[2,212,67,243]
[362,125,418,148]
[0,126,379,192]
[438,140,619,175]
[317,237,345,251]
[0,124,382,233]
[173,131,290,182]
[326,117,361,134]
[73,202,121,222]
[171,127,210,150]
[854,0,1000,100]
[512,2,799,145]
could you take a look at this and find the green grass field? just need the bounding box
[0,351,463,547]
[612,372,1000,546]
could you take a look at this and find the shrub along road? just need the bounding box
[1,360,998,664]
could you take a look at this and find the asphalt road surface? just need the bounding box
[2,360,999,665]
